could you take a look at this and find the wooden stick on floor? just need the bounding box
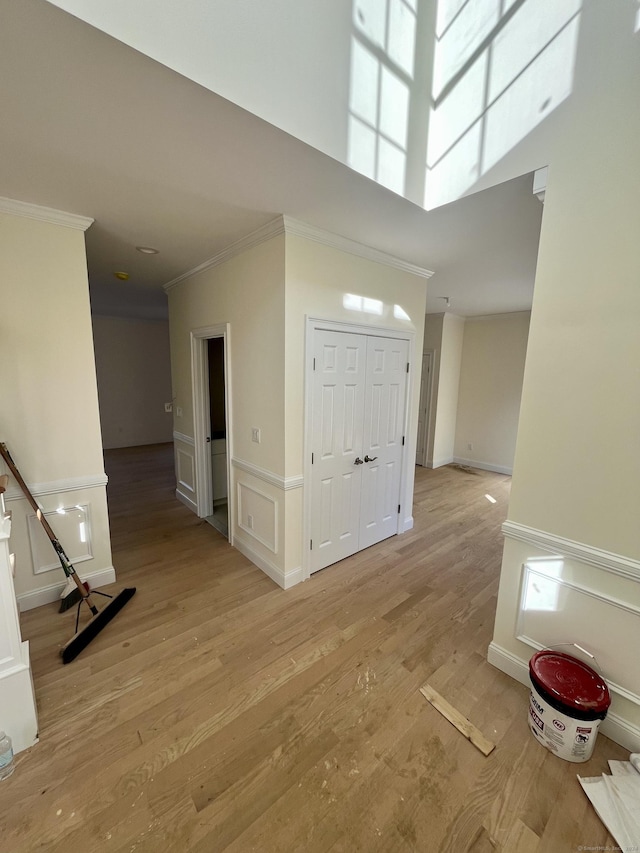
[420,683,496,756]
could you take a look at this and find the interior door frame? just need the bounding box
[417,349,435,467]
[191,323,233,541]
[302,316,414,581]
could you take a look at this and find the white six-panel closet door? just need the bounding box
[359,335,408,549]
[310,329,408,573]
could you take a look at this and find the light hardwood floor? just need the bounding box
[3,444,624,852]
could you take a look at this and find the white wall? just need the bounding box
[167,220,428,588]
[0,203,114,608]
[41,0,435,205]
[453,312,530,474]
[490,2,640,749]
[43,0,438,205]
[45,0,629,211]
[285,231,428,572]
[167,232,287,582]
[92,315,173,449]
[168,237,286,473]
[423,313,465,467]
[45,0,357,170]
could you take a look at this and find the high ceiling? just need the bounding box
[0,0,543,320]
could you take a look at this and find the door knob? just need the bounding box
[354,457,364,465]
[364,455,378,463]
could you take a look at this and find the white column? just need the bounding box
[0,496,38,754]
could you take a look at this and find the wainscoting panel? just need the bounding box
[176,447,195,496]
[237,482,277,554]
[491,534,640,752]
[27,503,93,574]
[517,558,640,707]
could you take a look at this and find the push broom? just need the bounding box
[0,442,135,664]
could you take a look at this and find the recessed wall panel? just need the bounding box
[517,560,640,706]
[28,504,93,574]
[177,447,195,493]
[237,482,277,553]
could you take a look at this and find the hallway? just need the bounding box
[6,447,624,852]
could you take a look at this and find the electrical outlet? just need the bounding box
[176,406,183,418]
[164,402,173,413]
[247,514,254,529]
[251,428,261,443]
[467,442,473,451]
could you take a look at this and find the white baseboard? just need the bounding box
[487,641,529,683]
[17,566,117,612]
[453,456,513,475]
[430,457,454,469]
[176,487,197,514]
[403,516,414,533]
[487,641,640,752]
[233,532,303,590]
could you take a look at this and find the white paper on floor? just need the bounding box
[609,760,640,776]
[579,772,640,851]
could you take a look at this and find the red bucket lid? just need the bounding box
[529,650,610,714]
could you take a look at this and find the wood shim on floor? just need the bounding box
[420,683,496,756]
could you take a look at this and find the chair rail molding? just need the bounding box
[502,520,640,581]
[2,473,108,502]
[232,457,303,491]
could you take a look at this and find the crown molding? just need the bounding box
[164,215,434,292]
[533,166,548,204]
[282,216,434,279]
[163,217,286,292]
[0,196,94,231]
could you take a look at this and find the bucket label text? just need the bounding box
[529,706,544,732]
[530,694,545,715]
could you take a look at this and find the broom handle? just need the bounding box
[1,443,64,542]
[0,443,98,613]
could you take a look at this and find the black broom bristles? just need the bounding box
[59,579,90,613]
[60,587,136,664]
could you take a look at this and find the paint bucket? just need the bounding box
[528,649,610,763]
